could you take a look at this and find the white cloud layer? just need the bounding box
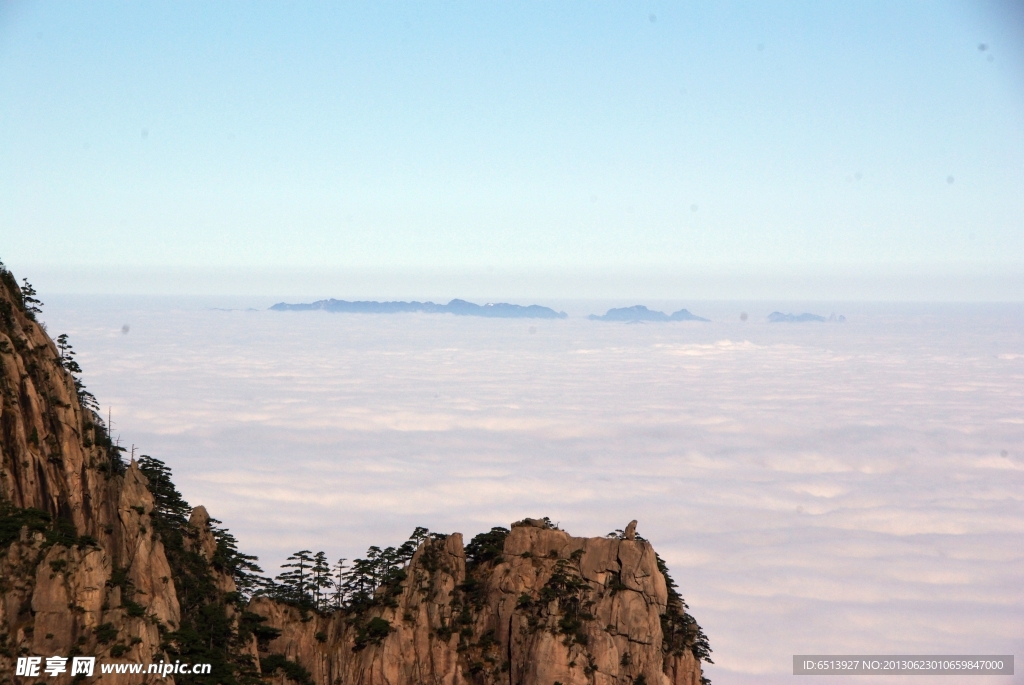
[43,298,1023,684]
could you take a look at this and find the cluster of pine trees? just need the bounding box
[138,450,441,618]
[137,455,438,678]
[260,526,442,613]
[134,455,263,683]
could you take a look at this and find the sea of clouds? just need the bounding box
[42,297,1023,684]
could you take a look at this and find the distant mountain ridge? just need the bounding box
[589,305,710,322]
[271,298,568,319]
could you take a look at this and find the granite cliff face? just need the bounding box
[251,521,707,685]
[0,266,190,683]
[0,265,709,685]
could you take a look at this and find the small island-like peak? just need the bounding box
[588,305,710,322]
[270,298,568,319]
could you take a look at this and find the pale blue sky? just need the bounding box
[1,1,1022,298]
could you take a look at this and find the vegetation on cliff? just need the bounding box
[138,455,264,684]
[0,259,122,553]
[0,260,259,683]
[253,520,713,683]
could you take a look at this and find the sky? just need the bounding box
[2,1,1023,299]
[41,298,1023,684]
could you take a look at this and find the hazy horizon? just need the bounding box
[12,265,1024,303]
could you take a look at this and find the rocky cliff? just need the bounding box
[251,520,708,685]
[0,263,710,685]
[1,265,188,684]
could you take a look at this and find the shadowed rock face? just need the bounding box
[251,523,706,685]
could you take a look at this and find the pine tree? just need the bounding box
[53,332,99,411]
[338,556,376,610]
[331,558,348,610]
[138,456,192,526]
[276,550,315,607]
[211,523,265,599]
[56,334,83,374]
[311,552,333,612]
[19,278,42,318]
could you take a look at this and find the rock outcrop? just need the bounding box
[251,521,707,685]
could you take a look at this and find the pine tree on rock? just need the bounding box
[277,550,315,607]
[311,551,333,612]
